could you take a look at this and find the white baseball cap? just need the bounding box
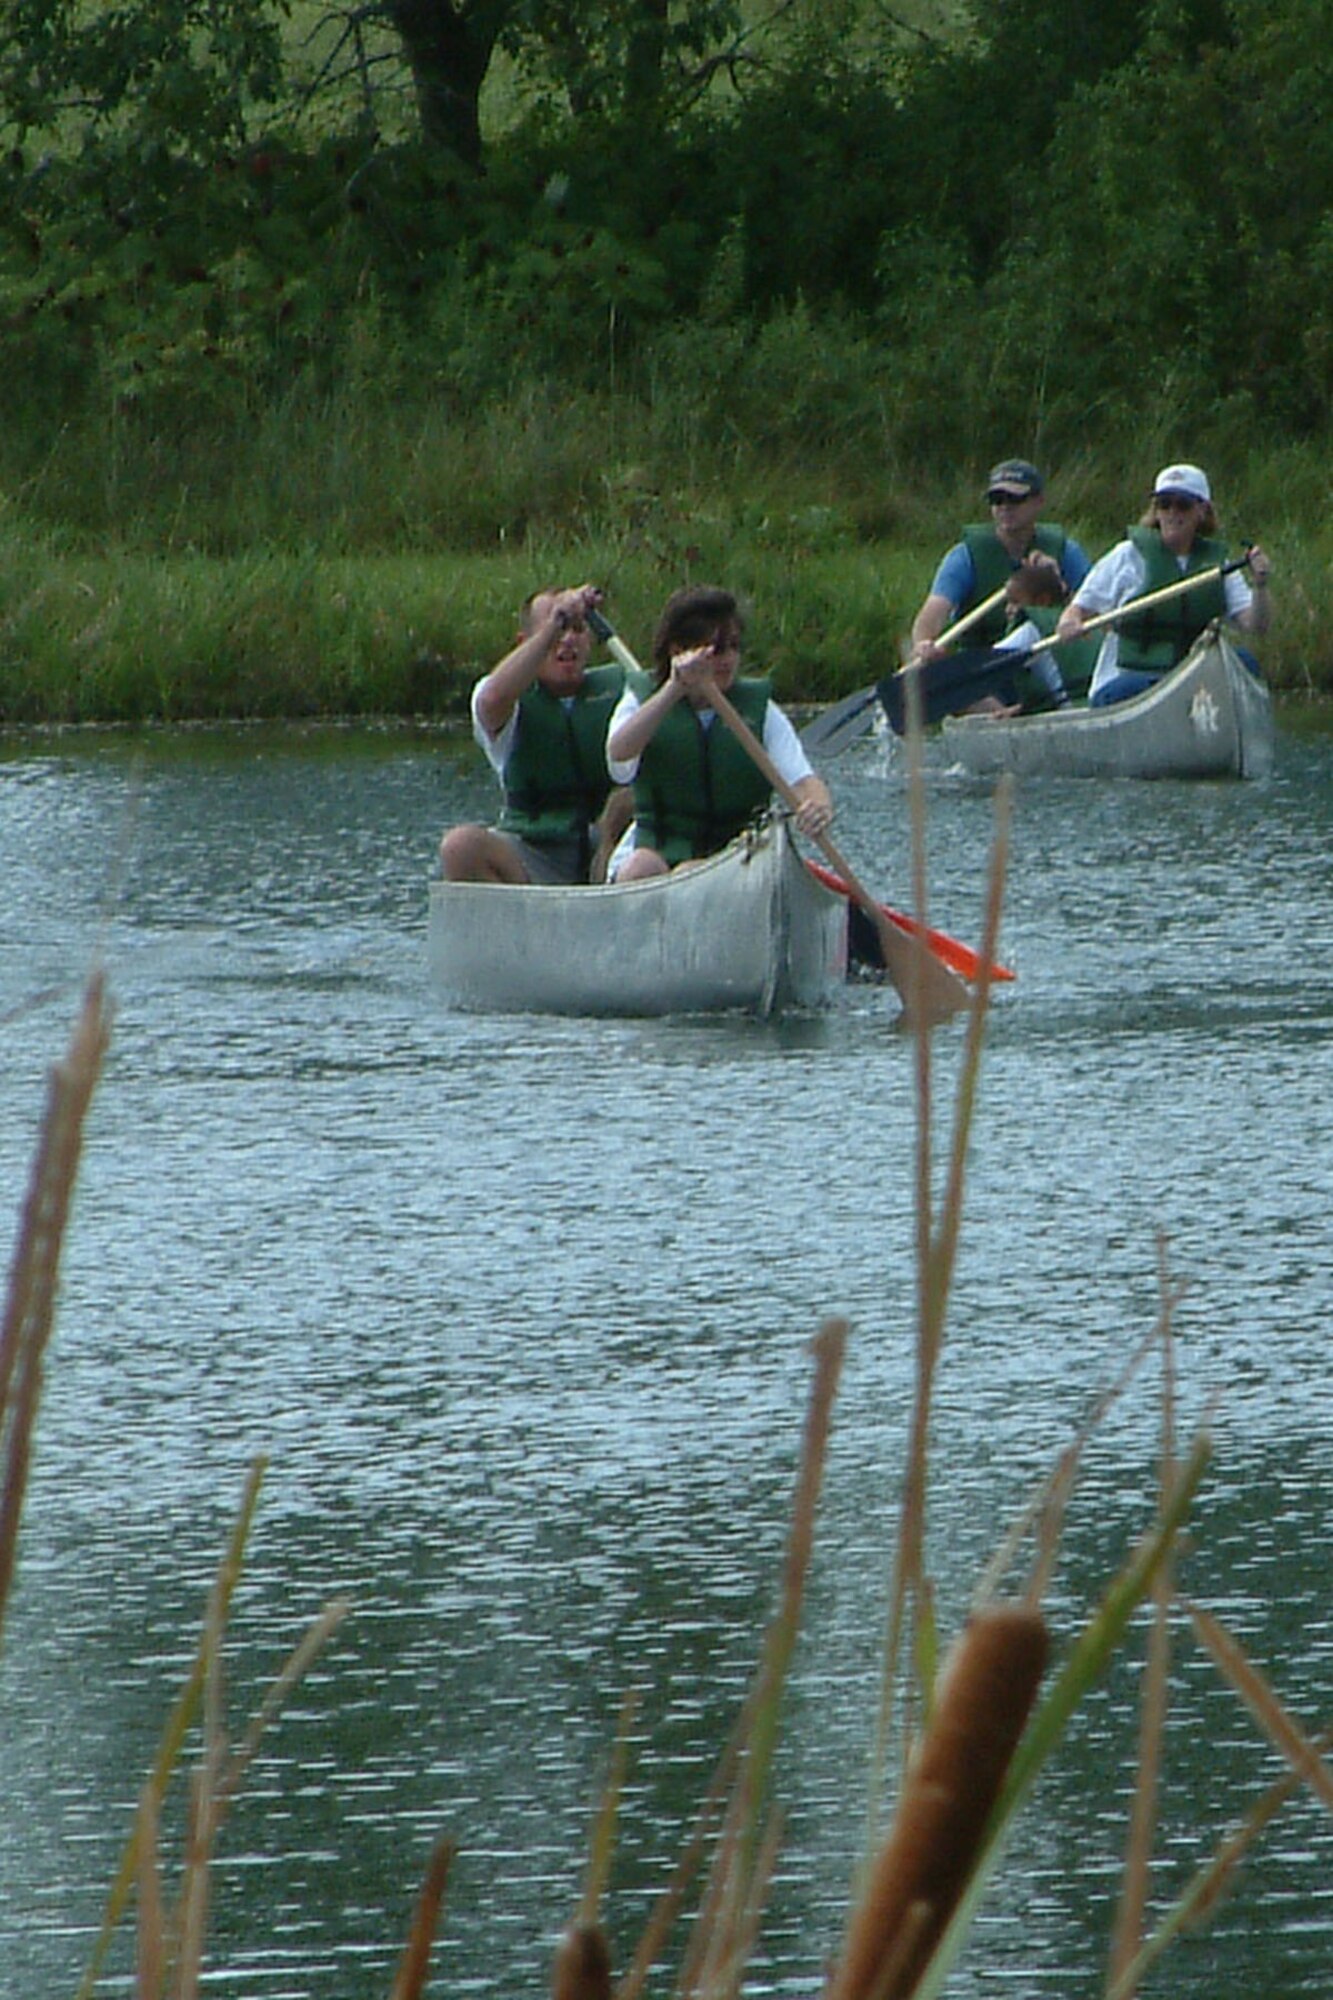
[1153,462,1211,504]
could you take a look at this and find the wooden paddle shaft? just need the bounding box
[799,587,1011,753]
[935,582,1010,647]
[702,686,969,1020]
[1023,555,1249,661]
[704,687,873,904]
[888,584,1010,684]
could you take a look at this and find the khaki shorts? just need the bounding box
[506,835,587,886]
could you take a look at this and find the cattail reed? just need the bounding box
[551,1920,612,2000]
[829,1604,1048,2000]
[388,1837,455,2000]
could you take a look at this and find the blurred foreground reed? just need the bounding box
[3,777,1331,1997]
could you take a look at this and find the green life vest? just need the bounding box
[497,664,624,854]
[632,673,775,866]
[1006,604,1100,708]
[1115,528,1229,676]
[961,522,1071,647]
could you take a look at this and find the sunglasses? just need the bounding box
[987,489,1034,505]
[1155,494,1200,512]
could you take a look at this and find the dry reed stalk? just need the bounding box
[674,1797,747,2000]
[1106,1236,1179,1997]
[389,1837,457,2000]
[176,1760,218,2000]
[80,1462,267,1998]
[1186,1724,1333,1923]
[742,1320,846,1808]
[0,972,110,1647]
[964,1300,1168,1623]
[675,1321,846,1998]
[1105,1727,1333,2000]
[135,1781,165,2000]
[926,774,1011,1319]
[170,1586,352,1998]
[828,1605,1048,2000]
[618,1322,845,2000]
[1188,1604,1333,1812]
[579,1688,639,1930]
[615,1730,734,2000]
[80,1458,349,2000]
[1022,1297,1176,1612]
[870,773,1011,1826]
[216,1596,352,1818]
[167,1498,238,2000]
[685,1805,784,2000]
[544,1694,637,2000]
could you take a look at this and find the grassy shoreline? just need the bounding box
[2,532,1328,728]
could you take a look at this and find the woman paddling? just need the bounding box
[605,585,833,880]
[1055,464,1273,707]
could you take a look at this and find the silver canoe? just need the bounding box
[427,812,848,1016]
[939,628,1275,779]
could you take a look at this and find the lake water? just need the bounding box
[1,714,1330,1998]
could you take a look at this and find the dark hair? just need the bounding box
[650,585,743,683]
[1006,560,1067,609]
[519,586,560,634]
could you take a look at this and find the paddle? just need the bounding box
[703,682,974,1024]
[878,554,1253,735]
[803,860,1014,984]
[797,682,884,759]
[798,585,1011,757]
[585,608,973,1024]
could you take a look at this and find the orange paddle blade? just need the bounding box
[806,861,1015,984]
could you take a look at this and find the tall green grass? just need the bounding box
[3,397,1329,722]
[4,298,1331,720]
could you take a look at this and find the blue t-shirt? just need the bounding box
[930,536,1092,607]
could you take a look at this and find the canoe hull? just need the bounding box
[427,814,847,1017]
[939,630,1275,779]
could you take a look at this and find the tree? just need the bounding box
[383,0,510,164]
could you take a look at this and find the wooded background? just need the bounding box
[1,0,1330,715]
[5,0,1329,455]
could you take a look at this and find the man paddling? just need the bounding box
[439,583,633,885]
[907,459,1092,710]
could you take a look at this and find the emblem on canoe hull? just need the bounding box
[1189,687,1221,735]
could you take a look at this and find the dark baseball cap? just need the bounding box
[986,458,1044,499]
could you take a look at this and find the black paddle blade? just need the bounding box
[798,685,878,757]
[877,646,1027,735]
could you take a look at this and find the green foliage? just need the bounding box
[2,0,1333,712]
[0,0,290,149]
[7,0,1333,434]
[1000,0,1333,432]
[725,63,912,312]
[519,0,743,115]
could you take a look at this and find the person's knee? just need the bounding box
[440,823,488,879]
[618,848,668,881]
